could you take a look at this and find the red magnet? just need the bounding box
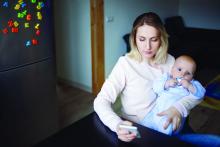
[8,20,14,27]
[36,30,40,36]
[2,28,9,34]
[32,39,38,45]
[26,14,31,21]
[11,27,19,33]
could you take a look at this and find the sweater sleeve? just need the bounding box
[172,93,204,117]
[93,57,126,132]
[191,80,206,98]
[172,79,206,117]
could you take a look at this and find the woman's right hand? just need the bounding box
[116,120,136,142]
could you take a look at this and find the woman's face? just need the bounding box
[135,24,161,60]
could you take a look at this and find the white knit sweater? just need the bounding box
[94,54,202,132]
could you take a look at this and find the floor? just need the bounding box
[57,71,220,135]
[56,81,95,129]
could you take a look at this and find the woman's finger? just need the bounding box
[157,110,167,116]
[118,132,135,142]
[172,117,177,131]
[116,120,136,142]
[126,133,136,140]
[118,131,129,142]
[176,117,181,130]
[118,136,129,142]
[163,117,172,130]
[118,129,128,135]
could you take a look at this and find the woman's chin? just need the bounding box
[143,54,154,59]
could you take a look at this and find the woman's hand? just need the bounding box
[116,121,136,142]
[157,106,182,132]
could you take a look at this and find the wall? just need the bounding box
[54,0,92,92]
[54,0,220,92]
[54,0,179,92]
[179,0,220,29]
[104,0,179,77]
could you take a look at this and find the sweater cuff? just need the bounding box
[172,102,188,117]
[108,116,123,132]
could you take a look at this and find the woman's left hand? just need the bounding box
[157,106,182,132]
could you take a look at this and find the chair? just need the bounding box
[123,33,130,53]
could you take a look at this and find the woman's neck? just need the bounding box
[143,58,155,67]
[143,58,163,72]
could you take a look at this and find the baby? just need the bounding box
[140,55,206,135]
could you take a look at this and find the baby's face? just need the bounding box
[171,58,195,82]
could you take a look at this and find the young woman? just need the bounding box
[94,12,219,146]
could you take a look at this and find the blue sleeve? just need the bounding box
[191,80,206,98]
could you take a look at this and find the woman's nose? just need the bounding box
[145,40,151,49]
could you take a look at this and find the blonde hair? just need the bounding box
[127,12,169,64]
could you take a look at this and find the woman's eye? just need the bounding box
[139,37,145,41]
[151,38,158,42]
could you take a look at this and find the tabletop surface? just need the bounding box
[34,112,194,147]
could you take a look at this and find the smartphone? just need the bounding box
[118,124,141,138]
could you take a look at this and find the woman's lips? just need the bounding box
[143,51,152,55]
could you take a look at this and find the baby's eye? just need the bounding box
[186,72,192,75]
[177,68,181,71]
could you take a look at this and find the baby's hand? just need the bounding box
[165,79,178,89]
[179,79,191,89]
[179,79,196,93]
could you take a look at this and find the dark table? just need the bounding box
[35,112,194,147]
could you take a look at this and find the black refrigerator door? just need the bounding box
[0,0,54,72]
[0,59,58,147]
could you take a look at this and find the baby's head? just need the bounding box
[171,55,196,82]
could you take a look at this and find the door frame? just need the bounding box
[90,0,105,95]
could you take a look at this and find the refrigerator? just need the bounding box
[0,0,58,146]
